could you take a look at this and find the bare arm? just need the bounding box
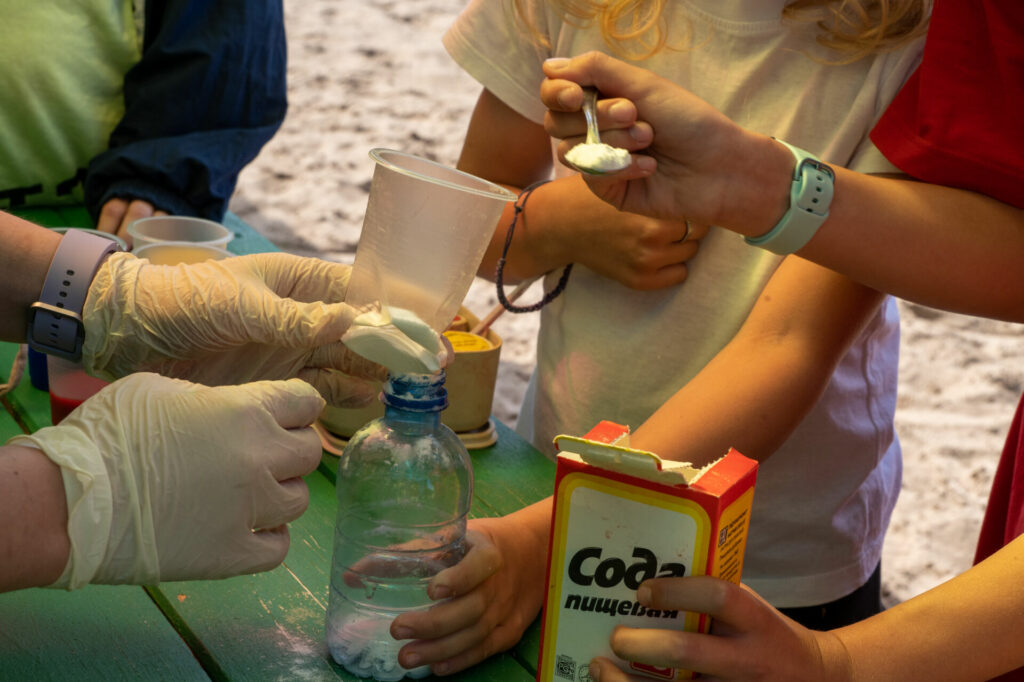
[835,533,1024,681]
[540,53,1024,321]
[632,256,884,465]
[802,168,1024,321]
[459,90,704,290]
[595,534,1024,681]
[0,444,70,591]
[457,88,555,282]
[0,211,62,341]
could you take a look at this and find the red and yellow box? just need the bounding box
[537,421,758,681]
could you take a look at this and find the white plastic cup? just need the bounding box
[133,241,232,265]
[127,216,233,250]
[345,149,516,334]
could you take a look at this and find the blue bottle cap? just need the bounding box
[381,371,448,412]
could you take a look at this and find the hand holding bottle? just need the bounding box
[389,504,552,675]
[326,372,472,681]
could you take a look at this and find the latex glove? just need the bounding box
[83,252,384,406]
[7,373,325,588]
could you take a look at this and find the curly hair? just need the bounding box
[514,0,930,62]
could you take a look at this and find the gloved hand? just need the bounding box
[82,252,384,406]
[7,373,325,588]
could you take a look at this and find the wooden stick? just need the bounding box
[469,277,539,337]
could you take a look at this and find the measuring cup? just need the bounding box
[345,149,516,334]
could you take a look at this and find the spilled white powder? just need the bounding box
[565,142,631,172]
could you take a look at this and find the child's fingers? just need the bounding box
[427,529,502,600]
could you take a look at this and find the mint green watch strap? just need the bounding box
[745,139,835,255]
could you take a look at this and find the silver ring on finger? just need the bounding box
[674,219,692,244]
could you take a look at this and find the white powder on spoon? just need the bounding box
[565,142,631,172]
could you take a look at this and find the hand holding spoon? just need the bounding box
[564,87,631,175]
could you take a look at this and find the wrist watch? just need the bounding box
[27,229,120,362]
[745,139,835,255]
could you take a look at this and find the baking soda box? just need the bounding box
[537,421,758,681]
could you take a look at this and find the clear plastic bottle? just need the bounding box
[326,371,473,680]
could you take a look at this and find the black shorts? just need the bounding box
[778,562,883,630]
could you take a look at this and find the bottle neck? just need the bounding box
[381,371,448,414]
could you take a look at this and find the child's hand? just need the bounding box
[541,52,786,239]
[532,175,708,288]
[390,515,548,675]
[589,576,852,682]
[96,197,167,245]
[545,176,710,291]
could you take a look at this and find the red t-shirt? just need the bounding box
[871,3,1024,679]
[870,1,1024,209]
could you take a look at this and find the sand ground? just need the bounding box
[230,0,1024,608]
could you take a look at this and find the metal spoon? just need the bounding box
[582,87,602,146]
[565,87,631,175]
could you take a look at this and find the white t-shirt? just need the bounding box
[0,2,142,207]
[444,0,923,607]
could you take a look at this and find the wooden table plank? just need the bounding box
[10,204,93,228]
[0,586,211,681]
[222,211,280,255]
[149,469,535,681]
[0,402,21,438]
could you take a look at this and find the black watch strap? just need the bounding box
[27,230,120,361]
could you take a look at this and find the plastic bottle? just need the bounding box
[326,371,473,680]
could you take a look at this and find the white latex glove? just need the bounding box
[7,373,325,588]
[82,252,384,406]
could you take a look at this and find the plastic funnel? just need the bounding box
[345,149,516,333]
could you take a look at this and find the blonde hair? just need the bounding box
[515,0,930,62]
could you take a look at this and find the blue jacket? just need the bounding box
[84,0,288,221]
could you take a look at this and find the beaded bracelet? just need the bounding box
[494,179,573,313]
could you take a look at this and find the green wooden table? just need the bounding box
[0,208,554,681]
